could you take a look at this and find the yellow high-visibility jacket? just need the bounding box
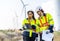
[22,18,37,37]
[36,13,54,32]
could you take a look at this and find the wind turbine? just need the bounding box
[13,11,18,29]
[20,0,28,18]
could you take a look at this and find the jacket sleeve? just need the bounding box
[47,13,54,33]
[47,13,54,25]
[22,19,26,30]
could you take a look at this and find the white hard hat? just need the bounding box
[36,6,43,12]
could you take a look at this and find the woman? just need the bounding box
[22,11,38,41]
[36,6,54,41]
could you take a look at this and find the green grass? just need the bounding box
[54,31,60,35]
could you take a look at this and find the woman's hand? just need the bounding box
[43,23,49,27]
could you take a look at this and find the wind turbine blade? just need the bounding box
[21,0,25,6]
[20,7,25,18]
[15,11,18,17]
[25,4,28,6]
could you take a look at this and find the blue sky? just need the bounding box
[0,0,59,30]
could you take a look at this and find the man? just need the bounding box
[36,7,54,41]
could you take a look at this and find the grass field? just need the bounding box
[0,30,60,41]
[54,31,60,41]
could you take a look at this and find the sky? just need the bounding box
[0,0,59,30]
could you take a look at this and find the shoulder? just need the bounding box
[23,18,28,22]
[36,18,39,20]
[46,13,52,16]
[35,18,39,22]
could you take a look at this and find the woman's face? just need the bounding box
[28,12,33,19]
[37,11,43,16]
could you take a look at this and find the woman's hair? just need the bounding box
[40,9,44,13]
[27,11,36,20]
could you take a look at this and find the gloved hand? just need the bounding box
[31,25,36,30]
[46,30,50,34]
[23,24,31,30]
[48,25,54,33]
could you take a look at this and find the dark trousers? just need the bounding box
[23,31,37,41]
[40,33,45,41]
[23,36,35,41]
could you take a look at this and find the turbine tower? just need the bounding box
[20,0,28,18]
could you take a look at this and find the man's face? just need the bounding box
[37,11,43,16]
